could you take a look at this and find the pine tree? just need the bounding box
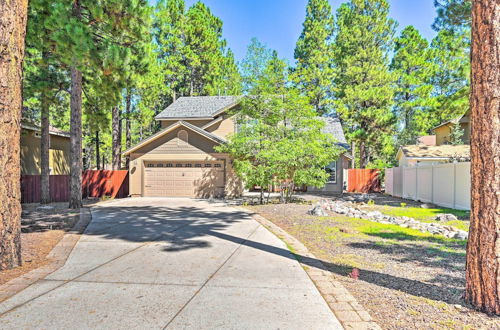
[154,0,188,103]
[294,0,335,115]
[184,1,240,95]
[448,122,465,145]
[466,0,500,315]
[333,0,397,168]
[429,29,470,124]
[0,0,28,270]
[47,0,151,207]
[24,0,69,203]
[390,26,435,145]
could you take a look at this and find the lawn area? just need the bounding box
[245,202,498,330]
[360,204,471,231]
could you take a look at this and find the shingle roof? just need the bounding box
[21,121,70,138]
[320,117,349,149]
[400,145,470,159]
[155,96,240,119]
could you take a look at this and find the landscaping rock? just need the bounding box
[453,230,468,240]
[308,205,328,217]
[434,213,458,221]
[306,198,469,240]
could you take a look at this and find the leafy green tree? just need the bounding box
[239,38,273,93]
[390,26,435,145]
[294,0,335,115]
[333,0,397,168]
[218,51,341,203]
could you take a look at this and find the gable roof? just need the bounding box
[155,96,240,120]
[433,109,471,131]
[320,117,349,149]
[122,120,226,156]
[397,144,470,160]
[21,121,70,138]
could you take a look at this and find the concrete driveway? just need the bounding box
[0,198,341,329]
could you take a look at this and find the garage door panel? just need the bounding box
[143,161,224,197]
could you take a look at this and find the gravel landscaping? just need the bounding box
[244,200,499,330]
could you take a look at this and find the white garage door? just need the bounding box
[143,161,225,198]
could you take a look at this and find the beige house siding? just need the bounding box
[205,116,236,139]
[20,129,70,175]
[128,127,242,197]
[435,118,470,146]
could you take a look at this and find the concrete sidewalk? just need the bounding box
[0,198,342,329]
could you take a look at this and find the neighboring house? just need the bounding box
[433,109,471,146]
[396,144,470,167]
[307,117,352,194]
[123,96,352,198]
[123,96,242,198]
[20,122,71,175]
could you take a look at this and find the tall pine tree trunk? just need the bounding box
[465,0,500,315]
[359,141,367,169]
[0,0,28,270]
[112,106,121,170]
[125,90,131,168]
[40,90,50,204]
[69,66,83,209]
[95,130,100,170]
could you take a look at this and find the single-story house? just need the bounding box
[123,96,351,198]
[396,144,470,167]
[20,122,71,175]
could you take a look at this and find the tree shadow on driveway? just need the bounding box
[84,203,468,306]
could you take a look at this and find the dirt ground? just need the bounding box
[0,203,81,286]
[245,202,499,330]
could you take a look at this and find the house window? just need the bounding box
[175,163,183,167]
[326,161,337,183]
[147,164,154,168]
[214,163,222,168]
[195,164,202,168]
[156,164,164,167]
[185,164,192,167]
[166,163,173,167]
[177,130,188,147]
[204,163,212,168]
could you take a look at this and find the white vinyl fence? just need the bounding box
[385,162,470,210]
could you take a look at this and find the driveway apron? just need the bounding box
[0,198,342,330]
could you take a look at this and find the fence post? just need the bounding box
[453,163,457,209]
[415,166,419,201]
[431,165,434,204]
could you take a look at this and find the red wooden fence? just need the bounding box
[347,169,381,193]
[20,170,129,203]
[82,170,129,199]
[21,175,70,203]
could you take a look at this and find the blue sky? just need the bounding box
[179,0,438,63]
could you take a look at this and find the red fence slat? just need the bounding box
[21,170,129,203]
[347,169,381,193]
